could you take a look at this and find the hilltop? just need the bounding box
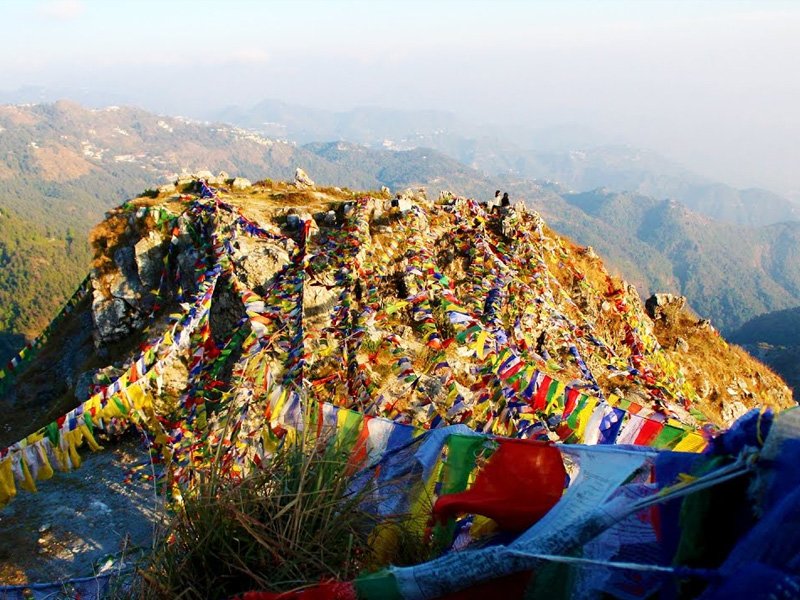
[0,101,490,359]
[3,99,800,373]
[0,175,795,589]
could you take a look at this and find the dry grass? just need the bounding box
[134,434,387,600]
[652,311,795,422]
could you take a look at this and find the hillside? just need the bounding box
[540,188,800,333]
[0,176,794,591]
[731,307,800,397]
[2,179,792,450]
[0,102,490,361]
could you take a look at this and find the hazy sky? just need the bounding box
[2,0,799,195]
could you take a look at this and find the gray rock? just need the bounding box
[644,293,686,325]
[720,400,749,424]
[232,177,252,190]
[674,337,690,353]
[294,168,315,188]
[194,169,214,181]
[583,246,598,259]
[232,236,292,293]
[74,370,96,401]
[112,247,144,300]
[157,183,176,194]
[392,197,413,213]
[134,231,166,291]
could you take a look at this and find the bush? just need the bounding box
[136,435,383,599]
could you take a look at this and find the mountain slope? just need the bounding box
[0,178,793,585]
[731,307,800,398]
[549,188,800,332]
[2,179,792,450]
[0,102,491,359]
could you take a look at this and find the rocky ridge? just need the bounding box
[3,176,793,449]
[0,174,795,584]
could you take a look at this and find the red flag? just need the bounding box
[433,438,566,532]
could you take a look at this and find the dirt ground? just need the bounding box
[0,436,162,586]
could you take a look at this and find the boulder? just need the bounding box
[674,337,690,353]
[231,236,293,294]
[294,168,315,188]
[720,400,749,425]
[232,177,252,190]
[157,183,176,194]
[644,293,686,325]
[134,231,166,291]
[391,197,414,213]
[176,170,193,186]
[582,246,598,260]
[194,169,214,181]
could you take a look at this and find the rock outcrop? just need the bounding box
[645,293,687,326]
[294,167,315,188]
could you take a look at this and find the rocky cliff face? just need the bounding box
[72,179,793,432]
[3,176,794,452]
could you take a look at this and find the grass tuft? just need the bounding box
[134,434,385,599]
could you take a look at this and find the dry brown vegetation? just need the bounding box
[33,145,95,181]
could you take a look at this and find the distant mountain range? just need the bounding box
[527,188,800,333]
[0,101,492,354]
[1,99,800,367]
[212,100,800,227]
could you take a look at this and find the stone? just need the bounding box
[176,170,193,186]
[695,318,714,331]
[92,294,130,346]
[674,337,690,353]
[294,167,315,188]
[157,183,176,194]
[304,281,339,327]
[720,400,749,425]
[380,186,390,195]
[231,236,292,293]
[644,293,686,325]
[74,370,96,401]
[112,247,144,300]
[134,231,166,291]
[194,169,214,181]
[217,170,230,182]
[582,246,598,259]
[391,197,413,213]
[232,177,252,190]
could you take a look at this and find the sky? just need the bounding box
[1,0,799,195]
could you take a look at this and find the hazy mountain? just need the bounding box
[0,102,493,354]
[214,100,800,227]
[549,188,800,332]
[214,99,474,145]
